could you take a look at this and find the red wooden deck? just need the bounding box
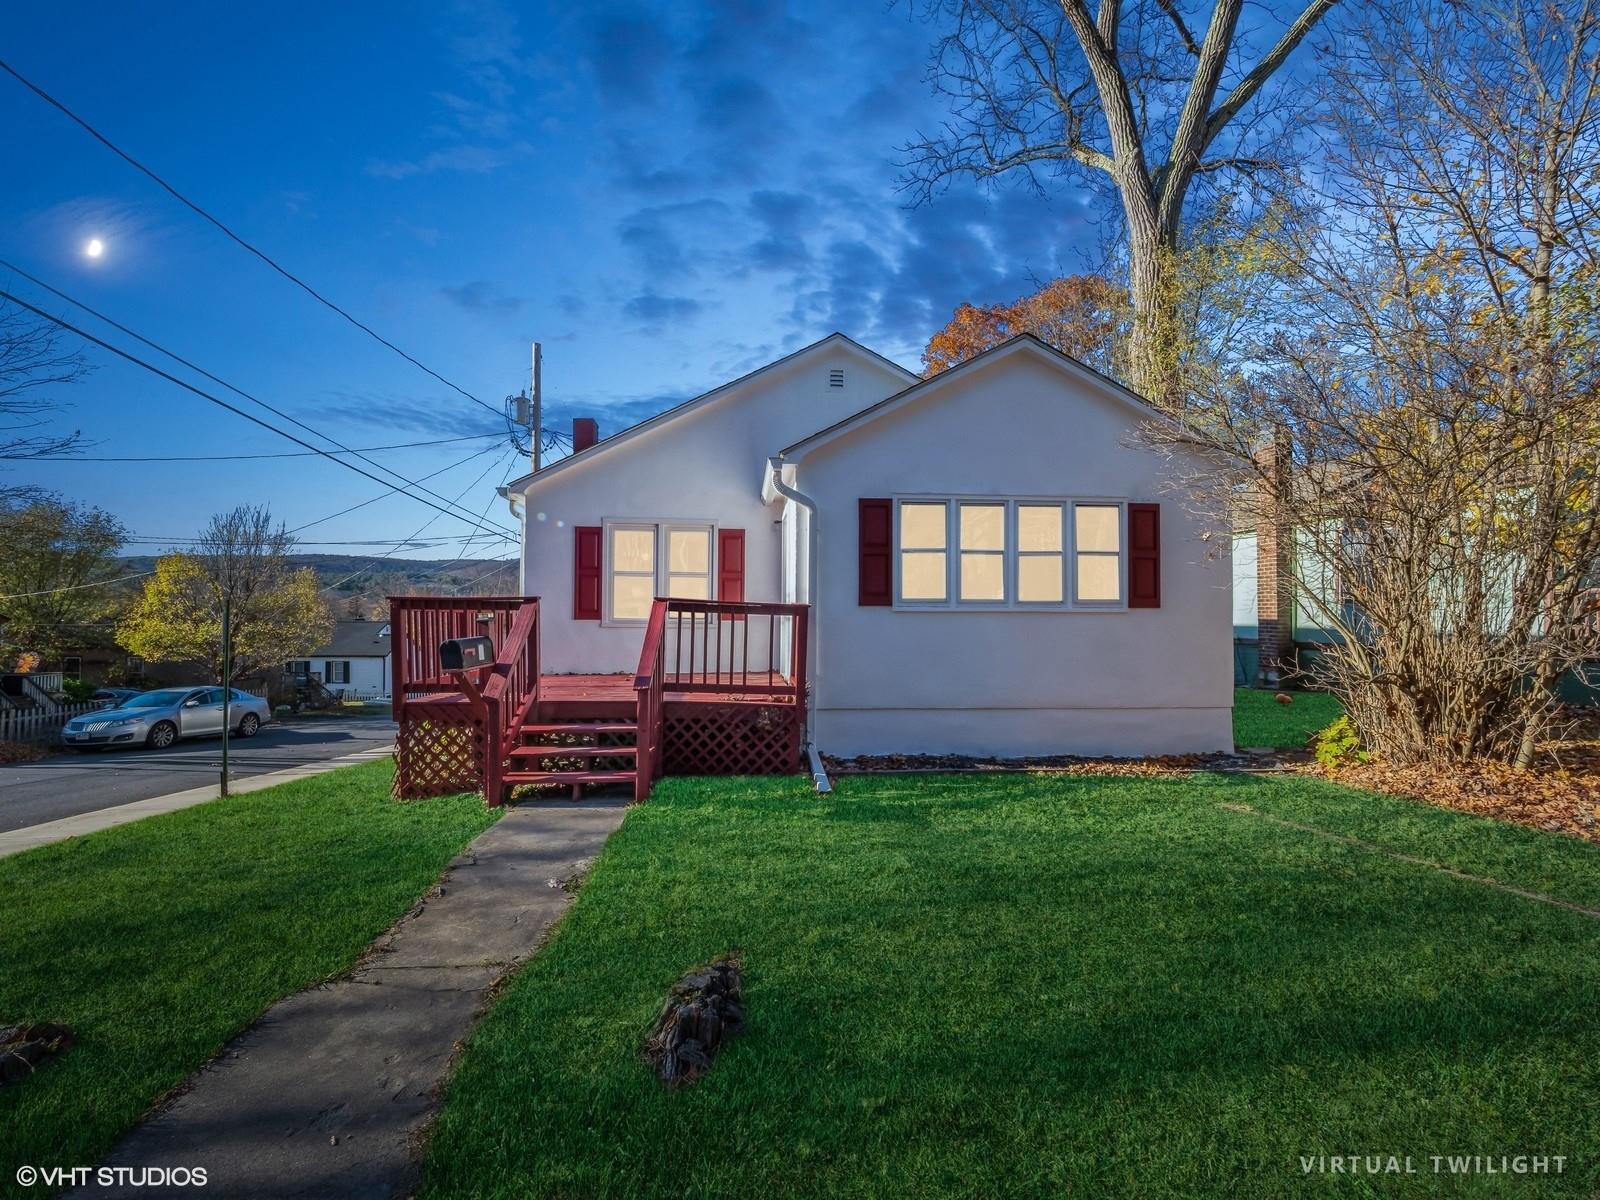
[390,598,807,805]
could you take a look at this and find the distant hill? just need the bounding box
[115,553,518,618]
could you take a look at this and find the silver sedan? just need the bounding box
[61,687,273,751]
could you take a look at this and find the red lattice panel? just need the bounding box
[394,705,484,798]
[663,701,801,776]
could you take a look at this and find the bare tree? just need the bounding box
[903,0,1337,402]
[0,299,84,496]
[119,506,333,683]
[1152,0,1600,767]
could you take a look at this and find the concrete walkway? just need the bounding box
[75,796,630,1200]
[0,742,394,859]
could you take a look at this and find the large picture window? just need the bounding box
[894,497,1125,610]
[605,521,714,622]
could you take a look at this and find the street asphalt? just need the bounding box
[0,713,397,834]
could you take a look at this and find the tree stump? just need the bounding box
[643,955,744,1087]
[0,1023,74,1089]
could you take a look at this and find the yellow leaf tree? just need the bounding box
[118,507,333,684]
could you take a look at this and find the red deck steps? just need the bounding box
[501,717,640,795]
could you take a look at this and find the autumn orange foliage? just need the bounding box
[921,275,1126,378]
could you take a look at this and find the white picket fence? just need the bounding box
[0,700,110,747]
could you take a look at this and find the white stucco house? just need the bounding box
[499,333,1233,759]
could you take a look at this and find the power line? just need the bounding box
[0,288,517,542]
[287,444,505,535]
[11,432,504,463]
[0,571,154,600]
[317,448,517,594]
[0,261,516,535]
[0,55,508,424]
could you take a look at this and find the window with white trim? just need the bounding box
[894,497,1125,610]
[1073,503,1122,603]
[605,521,714,622]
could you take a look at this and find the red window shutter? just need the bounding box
[859,498,892,606]
[1128,503,1160,608]
[574,526,602,620]
[718,528,745,604]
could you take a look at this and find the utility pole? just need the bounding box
[531,340,543,473]
[220,598,231,798]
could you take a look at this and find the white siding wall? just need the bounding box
[319,655,389,696]
[516,344,910,674]
[797,350,1234,758]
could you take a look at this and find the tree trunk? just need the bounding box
[1121,187,1181,405]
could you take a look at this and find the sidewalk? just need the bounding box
[75,795,630,1199]
[0,742,394,859]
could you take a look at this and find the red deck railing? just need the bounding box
[391,596,540,806]
[660,598,808,696]
[394,594,805,804]
[390,597,532,718]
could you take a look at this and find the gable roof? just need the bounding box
[308,619,391,659]
[777,334,1168,461]
[503,332,917,493]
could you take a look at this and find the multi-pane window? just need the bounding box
[894,498,1124,609]
[1074,504,1122,603]
[609,526,656,621]
[898,502,948,601]
[1016,504,1065,603]
[606,522,715,622]
[959,503,1006,601]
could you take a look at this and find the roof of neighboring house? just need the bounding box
[777,334,1169,460]
[307,620,391,659]
[501,332,917,493]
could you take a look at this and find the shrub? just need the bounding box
[1314,716,1370,770]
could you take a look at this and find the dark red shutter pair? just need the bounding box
[857,499,1161,608]
[573,527,745,619]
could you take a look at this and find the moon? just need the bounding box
[84,237,105,259]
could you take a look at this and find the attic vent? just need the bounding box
[828,368,845,389]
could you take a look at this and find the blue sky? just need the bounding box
[1,1,1101,558]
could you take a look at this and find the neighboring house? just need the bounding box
[290,619,391,697]
[501,333,1233,758]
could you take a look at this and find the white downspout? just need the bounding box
[500,487,527,596]
[767,455,830,794]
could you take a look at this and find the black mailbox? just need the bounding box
[439,635,495,671]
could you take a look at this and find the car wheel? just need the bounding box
[145,721,178,750]
[237,712,261,737]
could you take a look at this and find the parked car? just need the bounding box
[89,687,144,707]
[61,687,272,750]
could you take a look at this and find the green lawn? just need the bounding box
[423,772,1600,1199]
[1233,687,1344,748]
[0,760,493,1195]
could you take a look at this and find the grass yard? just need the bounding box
[1233,686,1344,748]
[0,759,493,1196]
[423,772,1600,1199]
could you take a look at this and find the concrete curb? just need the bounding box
[0,743,395,860]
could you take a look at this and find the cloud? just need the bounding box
[616,199,732,278]
[365,143,527,179]
[313,391,506,438]
[746,190,819,272]
[623,291,703,327]
[588,10,678,106]
[440,280,526,313]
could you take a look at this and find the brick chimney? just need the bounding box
[1255,431,1294,686]
[572,417,599,453]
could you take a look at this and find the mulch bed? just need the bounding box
[822,749,1304,778]
[1320,758,1600,845]
[0,740,48,766]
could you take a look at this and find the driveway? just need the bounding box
[0,714,397,834]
